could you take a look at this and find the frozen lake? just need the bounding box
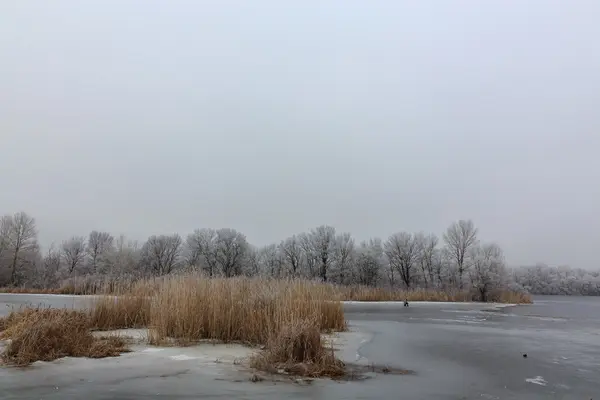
[0,294,598,399]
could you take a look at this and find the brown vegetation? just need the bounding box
[339,285,532,304]
[1,276,347,376]
[0,274,530,375]
[0,275,532,305]
[0,308,129,366]
[249,318,345,378]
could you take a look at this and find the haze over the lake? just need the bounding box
[1,1,599,269]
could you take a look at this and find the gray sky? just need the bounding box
[2,1,599,269]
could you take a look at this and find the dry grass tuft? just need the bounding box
[0,308,129,366]
[87,336,130,358]
[250,318,345,378]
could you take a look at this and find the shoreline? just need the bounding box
[0,292,525,306]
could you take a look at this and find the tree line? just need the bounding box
[0,210,574,299]
[510,264,600,296]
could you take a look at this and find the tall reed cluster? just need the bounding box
[1,276,348,376]
[88,276,346,342]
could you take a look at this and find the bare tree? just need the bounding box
[108,235,141,277]
[36,244,62,288]
[61,236,87,276]
[443,220,479,289]
[3,212,39,285]
[354,239,383,286]
[333,232,355,284]
[259,244,284,278]
[468,243,506,302]
[244,246,261,276]
[432,248,447,289]
[384,232,419,289]
[185,228,219,276]
[279,235,303,276]
[299,232,319,279]
[87,231,114,274]
[0,216,12,284]
[140,234,182,276]
[415,233,439,288]
[214,228,248,277]
[0,216,10,263]
[309,225,336,282]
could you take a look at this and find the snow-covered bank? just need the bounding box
[1,327,369,383]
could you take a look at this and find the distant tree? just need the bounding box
[244,246,261,276]
[108,235,141,276]
[61,236,87,275]
[354,239,383,286]
[384,232,419,289]
[185,228,219,276]
[299,232,319,278]
[308,225,336,282]
[279,235,302,276]
[259,244,283,278]
[2,212,39,285]
[140,234,182,276]
[468,243,507,302]
[443,220,479,289]
[87,231,114,274]
[38,245,62,288]
[415,233,439,288]
[214,228,248,277]
[0,216,10,263]
[333,233,355,285]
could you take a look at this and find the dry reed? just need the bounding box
[0,308,129,366]
[0,274,532,305]
[144,276,346,345]
[249,318,345,377]
[0,274,531,374]
[339,285,532,304]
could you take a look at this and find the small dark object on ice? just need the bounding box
[522,353,527,358]
[404,300,409,307]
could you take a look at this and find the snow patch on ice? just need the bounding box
[141,348,164,353]
[525,376,547,386]
[169,354,198,361]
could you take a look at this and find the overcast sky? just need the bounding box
[1,1,599,269]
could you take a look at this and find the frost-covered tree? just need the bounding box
[354,238,383,286]
[140,234,182,276]
[279,235,303,276]
[511,264,600,296]
[107,235,141,277]
[61,236,87,276]
[384,232,420,289]
[333,232,355,285]
[214,228,248,277]
[185,228,219,276]
[87,231,114,274]
[299,232,319,279]
[469,243,507,301]
[36,245,62,288]
[310,225,336,282]
[1,212,39,285]
[258,243,284,278]
[415,233,438,288]
[443,220,478,289]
